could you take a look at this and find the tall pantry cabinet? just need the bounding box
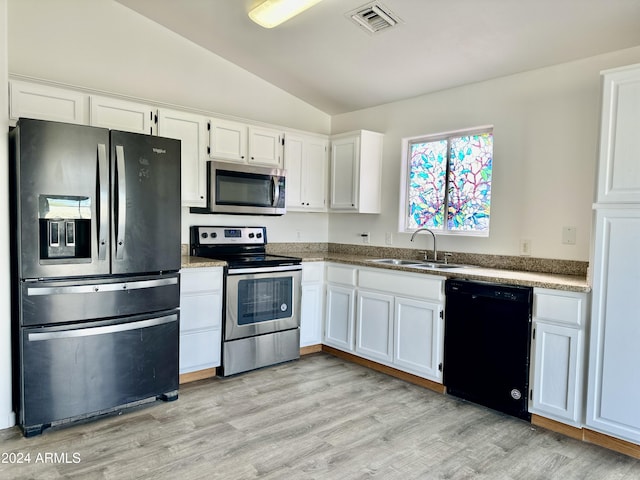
[586,63,640,446]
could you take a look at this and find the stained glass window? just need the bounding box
[406,130,493,234]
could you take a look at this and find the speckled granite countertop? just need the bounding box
[180,255,226,269]
[180,246,590,293]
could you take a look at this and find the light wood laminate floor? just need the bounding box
[1,353,639,479]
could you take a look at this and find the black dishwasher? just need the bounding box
[444,279,533,421]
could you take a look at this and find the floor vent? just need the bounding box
[347,2,402,34]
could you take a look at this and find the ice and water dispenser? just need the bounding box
[38,195,91,261]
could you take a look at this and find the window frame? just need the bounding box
[399,125,494,236]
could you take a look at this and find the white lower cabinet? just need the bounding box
[356,290,394,363]
[179,267,223,374]
[394,296,443,380]
[529,288,588,426]
[300,262,325,347]
[324,265,445,383]
[324,264,357,352]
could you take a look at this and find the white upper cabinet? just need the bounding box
[330,130,383,213]
[157,109,208,207]
[9,80,88,125]
[208,118,248,162]
[596,64,640,204]
[208,118,284,168]
[284,132,328,212]
[248,126,284,167]
[90,95,155,134]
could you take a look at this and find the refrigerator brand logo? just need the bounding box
[153,148,167,154]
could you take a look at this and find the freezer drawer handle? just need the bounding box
[27,314,178,342]
[115,145,127,260]
[26,277,178,296]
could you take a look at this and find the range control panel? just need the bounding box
[192,226,267,246]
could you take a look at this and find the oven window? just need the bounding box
[237,277,293,324]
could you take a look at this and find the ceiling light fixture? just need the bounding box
[248,0,323,28]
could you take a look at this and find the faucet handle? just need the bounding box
[419,250,429,261]
[443,252,453,264]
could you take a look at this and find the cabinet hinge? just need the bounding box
[438,363,443,372]
[439,310,444,319]
[532,327,536,340]
[281,136,285,146]
[207,122,211,131]
[207,146,211,155]
[530,389,533,401]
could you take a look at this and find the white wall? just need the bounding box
[330,47,640,261]
[0,0,15,429]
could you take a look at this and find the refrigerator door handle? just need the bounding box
[97,143,109,261]
[26,276,179,297]
[115,145,127,260]
[27,314,178,342]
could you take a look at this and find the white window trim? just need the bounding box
[399,125,493,236]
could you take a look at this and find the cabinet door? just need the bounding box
[394,297,443,381]
[284,134,305,209]
[531,322,582,424]
[356,290,394,363]
[301,283,323,347]
[324,284,355,352]
[597,66,640,203]
[208,118,248,162]
[248,126,283,167]
[9,80,88,125]
[157,109,208,207]
[89,95,154,134]
[285,133,328,211]
[330,135,359,210]
[303,137,328,210]
[587,208,640,443]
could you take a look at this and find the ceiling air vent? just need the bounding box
[347,2,402,35]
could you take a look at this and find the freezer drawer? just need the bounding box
[20,272,179,326]
[19,311,179,436]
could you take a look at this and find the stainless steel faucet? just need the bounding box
[410,227,438,262]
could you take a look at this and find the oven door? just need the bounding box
[225,265,301,341]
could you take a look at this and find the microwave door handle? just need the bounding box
[272,176,279,207]
[97,143,109,260]
[115,145,126,260]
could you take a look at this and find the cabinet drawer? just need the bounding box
[533,289,587,326]
[181,267,223,294]
[326,264,357,286]
[359,268,443,301]
[302,262,324,283]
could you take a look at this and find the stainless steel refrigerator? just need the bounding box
[10,118,182,436]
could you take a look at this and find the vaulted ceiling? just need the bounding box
[116,0,640,114]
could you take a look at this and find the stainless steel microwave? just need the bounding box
[190,161,287,215]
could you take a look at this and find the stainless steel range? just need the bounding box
[190,226,302,376]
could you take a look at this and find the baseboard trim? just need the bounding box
[300,344,322,355]
[321,345,446,394]
[179,367,217,385]
[583,428,640,459]
[531,414,583,441]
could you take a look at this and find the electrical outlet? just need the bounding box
[562,226,576,245]
[385,232,393,245]
[296,230,302,241]
[520,239,531,256]
[361,232,370,244]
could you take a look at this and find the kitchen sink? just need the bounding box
[368,258,474,269]
[369,258,421,266]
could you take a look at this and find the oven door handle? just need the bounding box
[227,264,301,275]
